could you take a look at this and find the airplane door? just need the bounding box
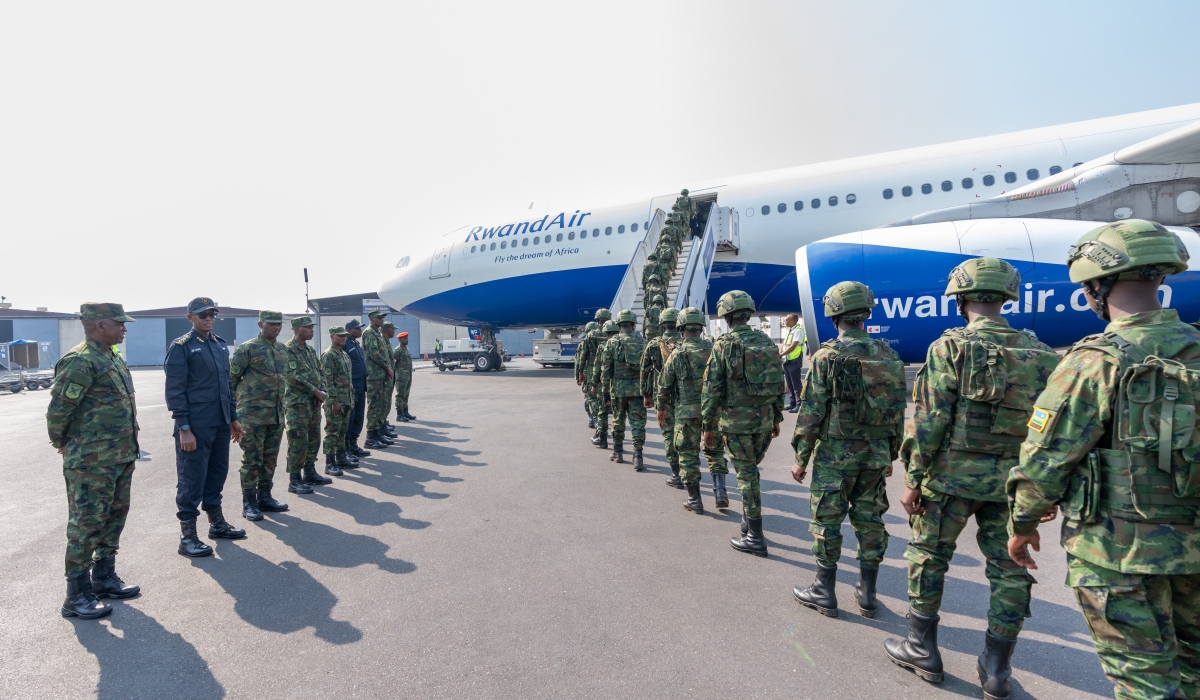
[430,240,452,279]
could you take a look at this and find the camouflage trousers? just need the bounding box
[658,404,677,467]
[906,491,1034,639]
[395,375,411,416]
[1069,555,1200,700]
[366,378,389,431]
[63,462,134,578]
[809,466,889,568]
[723,431,773,519]
[286,399,322,473]
[611,396,646,450]
[383,375,395,421]
[238,422,284,490]
[594,389,610,434]
[324,400,352,454]
[581,380,595,417]
[673,416,728,485]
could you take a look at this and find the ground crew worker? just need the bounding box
[380,322,398,434]
[321,326,355,475]
[702,290,785,556]
[884,259,1058,695]
[47,302,140,619]
[644,295,666,340]
[642,308,683,484]
[434,338,443,364]
[790,282,905,619]
[393,331,415,421]
[343,319,369,460]
[601,310,647,468]
[590,319,620,450]
[165,297,245,558]
[229,310,290,522]
[576,321,600,428]
[1007,220,1200,700]
[781,314,806,412]
[362,310,395,449]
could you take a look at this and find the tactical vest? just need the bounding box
[1064,331,1200,525]
[650,335,682,386]
[611,334,644,380]
[819,337,906,439]
[674,342,710,405]
[724,330,786,407]
[944,327,1059,458]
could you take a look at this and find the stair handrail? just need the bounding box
[608,208,666,314]
[674,206,720,310]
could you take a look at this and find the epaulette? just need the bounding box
[213,334,227,343]
[174,334,190,345]
[941,326,971,340]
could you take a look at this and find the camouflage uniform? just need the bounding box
[575,321,600,421]
[381,322,397,421]
[601,315,647,462]
[230,328,287,492]
[321,337,354,456]
[284,332,324,475]
[361,317,392,434]
[643,304,663,340]
[659,334,727,485]
[641,319,682,469]
[392,337,413,419]
[590,321,619,442]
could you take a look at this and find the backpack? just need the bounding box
[674,342,710,405]
[821,338,906,439]
[724,330,786,407]
[612,334,644,380]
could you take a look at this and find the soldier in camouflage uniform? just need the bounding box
[792,282,906,619]
[676,189,695,238]
[47,303,141,619]
[588,315,618,449]
[642,255,666,304]
[362,310,396,449]
[602,310,648,468]
[1008,220,1200,700]
[321,327,355,475]
[284,316,331,485]
[702,291,786,556]
[642,307,683,485]
[884,260,1058,694]
[230,310,293,521]
[576,321,600,428]
[380,322,398,429]
[643,295,666,340]
[393,331,415,421]
[578,310,610,435]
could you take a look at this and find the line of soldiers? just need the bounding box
[47,300,417,621]
[641,190,696,341]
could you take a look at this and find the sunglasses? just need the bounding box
[195,310,218,320]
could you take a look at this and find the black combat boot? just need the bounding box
[342,445,360,465]
[206,506,247,540]
[633,449,644,471]
[336,449,356,468]
[62,574,112,619]
[713,472,729,508]
[364,430,384,449]
[683,482,704,514]
[404,409,416,421]
[378,431,396,446]
[348,439,371,458]
[288,471,314,494]
[856,565,880,618]
[977,630,1017,700]
[324,453,344,476]
[90,557,140,599]
[730,516,768,557]
[592,432,608,449]
[178,518,213,557]
[383,424,398,438]
[885,610,945,683]
[588,416,597,430]
[612,447,625,463]
[303,463,332,485]
[793,564,838,617]
[665,463,684,489]
[257,484,288,512]
[241,490,263,521]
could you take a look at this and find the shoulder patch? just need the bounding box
[175,335,188,345]
[1027,407,1053,433]
[65,383,84,400]
[288,361,297,370]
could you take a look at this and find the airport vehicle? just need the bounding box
[532,330,582,368]
[433,338,510,372]
[0,375,23,393]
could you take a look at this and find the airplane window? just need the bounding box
[902,186,912,197]
[605,227,612,235]
[983,175,995,186]
[921,184,932,194]
[1073,162,1082,167]
[501,241,507,249]
[828,196,838,206]
[761,205,770,216]
[941,181,952,192]
[593,228,599,237]
[811,198,820,209]
[777,203,786,213]
[794,200,804,210]
[1005,172,1017,183]
[1027,169,1039,180]
[1049,165,1062,175]
[644,221,649,229]
[490,242,496,250]
[617,225,624,234]
[471,245,477,253]
[569,232,575,240]
[556,233,563,242]
[632,223,639,232]
[522,238,529,246]
[883,189,893,199]
[962,178,973,189]
[846,194,856,204]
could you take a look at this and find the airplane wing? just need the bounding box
[1115,119,1200,164]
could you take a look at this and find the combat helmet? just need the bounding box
[822,281,875,321]
[603,320,619,334]
[651,294,666,306]
[1068,219,1190,319]
[659,307,680,327]
[678,307,705,328]
[945,257,1020,301]
[616,309,637,325]
[584,321,599,333]
[716,290,756,318]
[594,308,611,322]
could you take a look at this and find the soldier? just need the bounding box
[362,310,396,449]
[48,303,140,619]
[576,321,600,428]
[578,310,611,441]
[393,331,415,421]
[284,316,332,486]
[644,295,666,340]
[676,189,696,237]
[642,254,662,299]
[229,310,291,522]
[321,327,355,475]
[378,322,399,436]
[701,290,785,556]
[790,282,906,619]
[884,260,1058,693]
[601,310,647,468]
[590,319,620,450]
[642,307,683,485]
[343,319,369,459]
[1007,220,1200,700]
[165,297,246,558]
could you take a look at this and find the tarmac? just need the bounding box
[0,358,1113,699]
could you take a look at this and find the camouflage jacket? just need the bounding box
[701,325,785,434]
[590,334,615,386]
[601,330,646,398]
[229,334,287,425]
[392,344,413,379]
[576,329,604,383]
[658,336,712,422]
[901,317,1056,501]
[46,338,139,469]
[640,330,682,406]
[284,338,324,404]
[320,346,354,407]
[361,326,392,380]
[643,306,662,340]
[1008,310,1200,575]
[792,329,902,471]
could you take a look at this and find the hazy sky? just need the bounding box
[3,1,1199,313]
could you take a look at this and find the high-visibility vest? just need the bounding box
[783,325,805,362]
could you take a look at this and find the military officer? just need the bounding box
[393,331,415,421]
[791,282,906,619]
[701,291,785,556]
[343,318,370,459]
[642,307,683,485]
[590,319,620,450]
[229,310,291,522]
[1008,220,1200,700]
[321,326,355,474]
[165,297,245,558]
[284,316,331,486]
[643,295,666,340]
[601,311,647,468]
[576,321,600,428]
[48,302,141,619]
[380,322,401,428]
[362,310,396,449]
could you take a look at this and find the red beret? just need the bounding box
[396,332,409,339]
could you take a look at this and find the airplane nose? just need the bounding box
[378,253,424,312]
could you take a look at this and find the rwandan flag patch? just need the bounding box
[1028,408,1051,433]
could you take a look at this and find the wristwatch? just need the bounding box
[180,424,190,432]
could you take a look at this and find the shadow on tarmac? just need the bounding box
[258,512,416,574]
[341,460,461,500]
[72,605,225,700]
[304,485,432,529]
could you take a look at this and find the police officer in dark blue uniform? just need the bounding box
[165,297,246,558]
[343,318,369,461]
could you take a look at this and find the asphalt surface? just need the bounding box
[0,359,1113,699]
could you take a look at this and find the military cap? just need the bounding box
[291,315,315,329]
[367,309,389,319]
[822,281,875,318]
[80,303,136,322]
[678,307,705,327]
[396,331,409,339]
[660,307,680,325]
[1068,219,1189,283]
[187,297,218,314]
[381,321,396,330]
[258,310,284,323]
[716,290,756,318]
[945,257,1020,301]
[345,318,364,330]
[328,326,349,336]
